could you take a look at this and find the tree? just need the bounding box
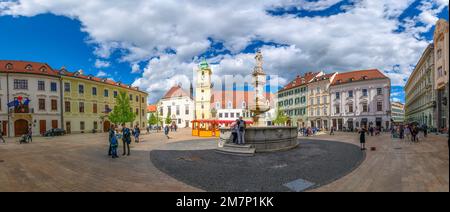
[273,110,289,126]
[108,91,136,125]
[165,113,172,125]
[148,113,160,126]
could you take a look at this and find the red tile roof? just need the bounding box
[278,72,321,92]
[331,69,388,86]
[147,105,157,112]
[162,85,191,99]
[311,72,337,82]
[0,60,59,76]
[0,60,146,94]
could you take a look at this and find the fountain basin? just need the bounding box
[219,126,299,153]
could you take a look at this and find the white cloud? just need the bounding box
[1,0,445,102]
[96,70,108,77]
[94,59,110,68]
[131,63,140,73]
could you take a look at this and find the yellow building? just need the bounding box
[307,72,337,130]
[195,59,212,120]
[433,19,449,132]
[59,68,148,133]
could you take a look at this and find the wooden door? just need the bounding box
[103,121,110,132]
[2,121,7,136]
[40,120,46,135]
[66,122,71,134]
[14,119,28,137]
[52,120,58,129]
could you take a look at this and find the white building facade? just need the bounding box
[157,85,194,128]
[330,70,391,131]
[0,61,62,137]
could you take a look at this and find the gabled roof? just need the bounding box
[147,105,157,112]
[331,69,387,86]
[162,85,191,99]
[0,60,59,77]
[309,72,337,84]
[278,72,321,92]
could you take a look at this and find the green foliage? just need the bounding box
[148,113,161,126]
[273,110,289,126]
[165,113,172,125]
[108,91,136,125]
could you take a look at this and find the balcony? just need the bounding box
[13,105,31,114]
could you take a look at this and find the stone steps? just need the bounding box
[215,143,256,156]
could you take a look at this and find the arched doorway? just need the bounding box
[103,121,111,132]
[14,119,29,137]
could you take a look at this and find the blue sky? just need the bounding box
[0,0,448,103]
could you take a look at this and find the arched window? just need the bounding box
[227,101,232,109]
[216,102,221,109]
[242,101,246,108]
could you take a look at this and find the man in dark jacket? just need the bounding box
[237,117,246,145]
[108,124,115,156]
[122,124,131,156]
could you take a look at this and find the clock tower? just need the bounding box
[195,59,212,120]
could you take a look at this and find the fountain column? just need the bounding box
[250,50,270,127]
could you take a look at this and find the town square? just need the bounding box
[0,0,449,193]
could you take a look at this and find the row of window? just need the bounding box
[215,101,247,110]
[278,87,307,98]
[278,96,307,107]
[219,112,241,119]
[9,79,146,103]
[283,108,307,116]
[12,79,58,92]
[64,82,145,102]
[64,102,145,116]
[335,88,381,99]
[161,105,191,116]
[334,102,383,114]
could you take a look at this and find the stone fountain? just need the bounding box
[216,51,299,156]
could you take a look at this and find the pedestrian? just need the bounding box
[330,126,335,135]
[110,128,119,159]
[0,127,5,143]
[237,116,246,145]
[404,125,410,141]
[121,124,131,156]
[164,125,170,139]
[423,124,428,138]
[359,127,367,150]
[134,124,140,143]
[146,125,150,134]
[27,124,33,142]
[230,119,239,144]
[369,126,374,136]
[174,124,178,132]
[108,124,115,156]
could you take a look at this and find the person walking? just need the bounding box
[359,127,367,150]
[230,119,239,144]
[330,126,335,135]
[404,125,410,141]
[134,124,140,143]
[164,125,170,139]
[27,124,33,142]
[237,116,246,145]
[423,124,428,138]
[121,124,131,156]
[108,124,115,156]
[110,128,119,159]
[0,127,5,143]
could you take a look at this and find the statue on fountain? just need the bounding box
[249,50,270,127]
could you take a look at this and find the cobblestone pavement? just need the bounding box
[0,129,448,192]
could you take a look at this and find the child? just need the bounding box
[110,130,119,158]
